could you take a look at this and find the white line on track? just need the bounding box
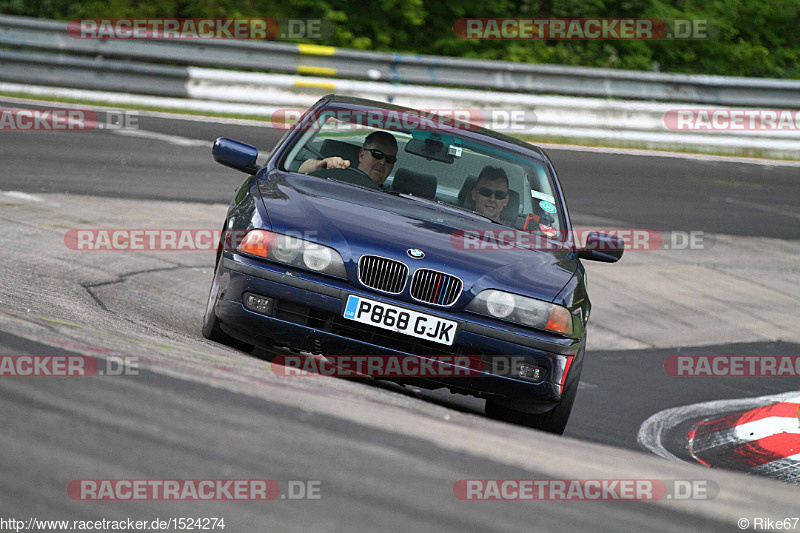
[111,128,212,148]
[0,96,214,147]
[2,191,44,202]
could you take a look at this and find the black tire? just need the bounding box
[485,359,582,435]
[202,257,254,353]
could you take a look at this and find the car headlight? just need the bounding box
[303,245,333,271]
[466,289,573,335]
[237,229,346,278]
[485,290,515,318]
[271,235,302,263]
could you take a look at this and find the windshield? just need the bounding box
[280,106,565,236]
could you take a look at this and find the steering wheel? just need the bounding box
[309,167,381,190]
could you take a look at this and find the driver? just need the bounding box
[298,131,398,186]
[471,166,510,221]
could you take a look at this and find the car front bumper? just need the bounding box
[213,253,583,409]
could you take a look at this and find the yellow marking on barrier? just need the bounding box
[294,80,336,90]
[297,65,337,77]
[297,44,336,56]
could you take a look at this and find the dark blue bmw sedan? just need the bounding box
[203,95,623,434]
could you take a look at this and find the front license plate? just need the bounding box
[343,295,457,346]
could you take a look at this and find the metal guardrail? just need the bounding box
[0,49,189,97]
[184,68,800,140]
[2,14,800,108]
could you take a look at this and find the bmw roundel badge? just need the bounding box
[407,249,425,259]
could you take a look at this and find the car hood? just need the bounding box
[259,173,577,303]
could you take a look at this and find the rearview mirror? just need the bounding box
[577,232,624,263]
[404,138,455,163]
[213,137,261,174]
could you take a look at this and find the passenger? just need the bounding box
[471,166,509,220]
[299,131,398,186]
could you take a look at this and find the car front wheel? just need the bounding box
[485,357,582,435]
[202,256,254,352]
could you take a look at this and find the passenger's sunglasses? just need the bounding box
[364,148,397,164]
[477,187,508,200]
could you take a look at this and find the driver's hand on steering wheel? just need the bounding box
[322,157,350,170]
[299,156,350,174]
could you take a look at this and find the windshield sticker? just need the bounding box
[539,224,557,237]
[531,190,555,204]
[539,200,557,214]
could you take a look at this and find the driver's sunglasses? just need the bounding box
[477,187,508,200]
[364,148,397,164]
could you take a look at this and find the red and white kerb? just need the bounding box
[687,398,800,483]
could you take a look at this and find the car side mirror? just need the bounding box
[213,137,261,174]
[577,232,624,263]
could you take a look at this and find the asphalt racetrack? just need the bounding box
[1,98,799,531]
